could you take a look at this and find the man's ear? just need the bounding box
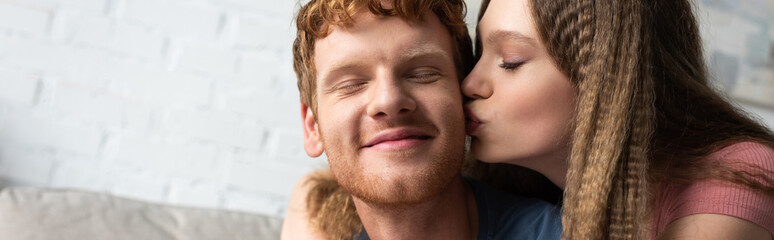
[301,104,324,157]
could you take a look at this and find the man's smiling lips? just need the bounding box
[362,128,433,151]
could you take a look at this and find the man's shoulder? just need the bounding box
[467,178,562,240]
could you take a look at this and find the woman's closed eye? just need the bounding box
[499,60,526,71]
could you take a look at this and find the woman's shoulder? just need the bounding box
[706,141,774,168]
[653,141,774,238]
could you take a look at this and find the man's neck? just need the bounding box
[353,176,478,240]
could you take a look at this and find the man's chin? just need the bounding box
[337,170,458,206]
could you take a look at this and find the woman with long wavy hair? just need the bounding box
[462,0,774,238]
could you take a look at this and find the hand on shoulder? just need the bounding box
[281,170,330,240]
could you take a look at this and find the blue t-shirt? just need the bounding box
[353,177,562,239]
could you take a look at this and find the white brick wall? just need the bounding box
[0,2,53,37]
[0,68,40,105]
[0,0,326,218]
[0,0,772,221]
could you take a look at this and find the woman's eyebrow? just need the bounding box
[488,30,536,47]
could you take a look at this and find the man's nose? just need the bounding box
[366,74,417,119]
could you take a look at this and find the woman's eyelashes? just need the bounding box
[499,60,526,71]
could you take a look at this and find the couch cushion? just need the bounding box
[0,188,283,240]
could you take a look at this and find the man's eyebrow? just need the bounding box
[399,45,451,62]
[487,30,536,46]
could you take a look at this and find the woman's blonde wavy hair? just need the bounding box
[504,0,774,238]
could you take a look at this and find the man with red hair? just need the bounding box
[282,0,561,239]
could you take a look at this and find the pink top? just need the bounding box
[652,142,774,238]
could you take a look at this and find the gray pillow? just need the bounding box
[0,188,283,240]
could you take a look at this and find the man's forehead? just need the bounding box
[313,11,453,73]
[326,9,429,35]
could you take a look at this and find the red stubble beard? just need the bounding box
[322,118,466,207]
